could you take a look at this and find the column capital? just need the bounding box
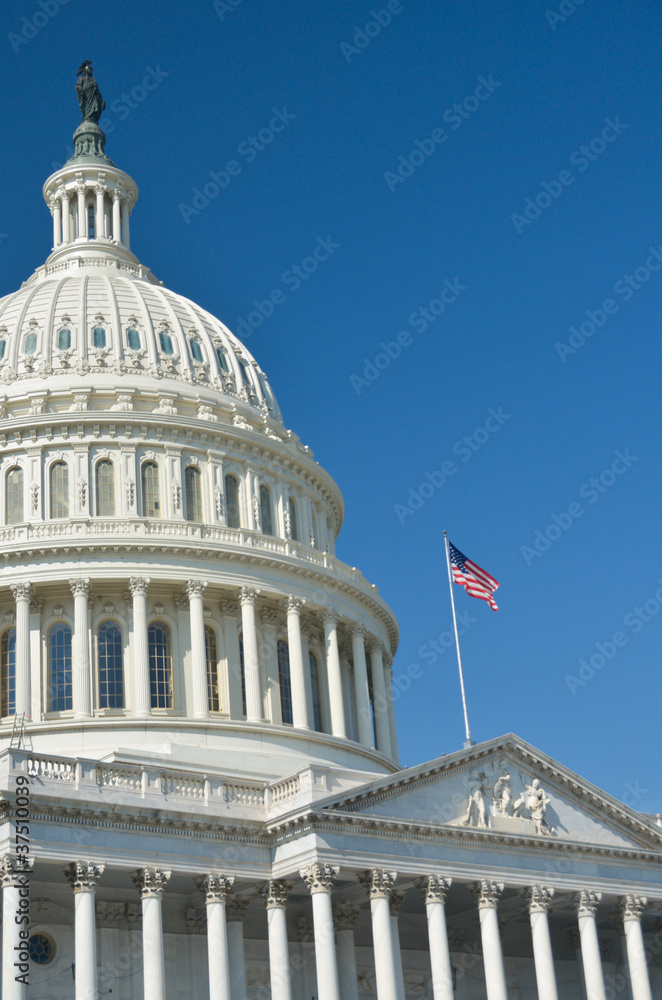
[69,577,91,598]
[520,884,555,913]
[389,889,406,917]
[366,638,384,656]
[186,580,208,600]
[357,868,398,899]
[299,862,339,894]
[470,879,505,909]
[129,576,150,597]
[220,599,238,616]
[174,593,189,611]
[194,872,235,903]
[185,907,207,934]
[333,901,360,931]
[225,894,251,921]
[0,853,33,887]
[97,901,126,928]
[349,624,366,640]
[10,582,33,601]
[126,901,142,928]
[131,866,171,898]
[258,878,294,909]
[238,586,259,606]
[285,595,305,615]
[63,860,105,892]
[320,608,338,626]
[572,889,602,916]
[260,608,279,627]
[617,894,647,922]
[29,596,43,614]
[415,874,452,903]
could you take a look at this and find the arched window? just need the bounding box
[93,326,106,348]
[50,462,69,519]
[277,639,293,725]
[141,461,161,518]
[225,473,240,529]
[288,497,298,541]
[6,467,23,524]
[185,466,203,522]
[57,328,71,351]
[48,623,72,711]
[98,621,124,709]
[259,484,273,535]
[127,327,141,351]
[239,634,246,716]
[309,651,323,732]
[1,626,16,717]
[148,621,172,709]
[205,625,220,712]
[95,460,115,517]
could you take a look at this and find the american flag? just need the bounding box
[448,541,499,611]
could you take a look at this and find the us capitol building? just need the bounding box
[0,65,660,1000]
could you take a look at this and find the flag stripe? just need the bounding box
[448,541,499,611]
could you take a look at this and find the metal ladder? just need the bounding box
[9,712,25,750]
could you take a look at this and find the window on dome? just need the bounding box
[190,340,204,363]
[57,328,71,351]
[48,622,72,711]
[95,460,115,517]
[288,497,298,541]
[88,206,95,238]
[0,340,6,361]
[149,621,172,708]
[259,484,273,536]
[238,634,246,715]
[206,625,220,712]
[24,332,37,355]
[1,626,16,717]
[141,462,161,518]
[93,327,106,348]
[185,466,203,522]
[309,651,323,732]
[6,467,23,524]
[238,358,252,387]
[225,473,240,528]
[277,639,293,725]
[50,462,69,519]
[159,332,174,355]
[127,327,141,351]
[215,346,229,372]
[98,621,124,709]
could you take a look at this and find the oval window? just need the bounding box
[127,328,141,351]
[93,326,106,348]
[190,340,203,363]
[57,328,71,351]
[159,332,174,355]
[28,932,55,965]
[0,340,6,361]
[24,332,37,355]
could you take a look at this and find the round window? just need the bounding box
[28,932,55,965]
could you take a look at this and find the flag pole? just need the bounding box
[444,530,475,748]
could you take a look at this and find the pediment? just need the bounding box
[322,735,662,853]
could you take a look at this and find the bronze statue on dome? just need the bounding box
[76,61,105,123]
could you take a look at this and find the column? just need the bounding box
[239,587,262,722]
[129,577,151,718]
[226,895,250,1000]
[77,180,86,238]
[64,861,105,1000]
[131,867,171,1000]
[121,197,131,250]
[300,864,341,1000]
[470,880,508,1000]
[321,611,347,738]
[195,873,234,1000]
[573,890,606,1000]
[521,885,559,1000]
[10,584,32,719]
[351,626,374,747]
[384,659,400,763]
[62,189,71,243]
[259,880,294,1000]
[286,596,310,729]
[51,197,61,247]
[333,903,360,1000]
[95,182,106,239]
[389,891,406,1000]
[619,895,653,1000]
[187,581,209,719]
[367,642,392,756]
[415,875,454,1000]
[568,928,588,1000]
[1,855,34,1000]
[70,578,92,719]
[220,600,243,718]
[261,609,282,724]
[357,869,400,1000]
[112,189,121,241]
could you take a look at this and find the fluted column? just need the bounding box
[131,867,171,1000]
[70,578,92,719]
[226,895,250,1000]
[187,581,209,718]
[195,873,234,1000]
[351,626,374,747]
[112,189,121,241]
[239,587,262,722]
[521,886,558,1000]
[385,658,400,762]
[76,180,86,238]
[51,197,62,247]
[64,861,105,1000]
[220,600,243,718]
[259,880,294,1000]
[286,596,310,729]
[471,881,507,1000]
[300,864,341,1000]
[618,896,653,1000]
[62,189,71,242]
[416,876,454,1000]
[130,577,151,718]
[10,584,32,719]
[121,197,131,250]
[389,891,406,1000]
[321,611,347,738]
[1,855,34,1000]
[367,641,392,756]
[333,903,360,1000]
[358,869,400,1000]
[95,182,106,239]
[573,890,606,1000]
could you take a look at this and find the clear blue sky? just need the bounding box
[1,0,660,812]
